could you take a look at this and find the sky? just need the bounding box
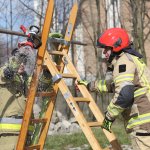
[0,0,35,53]
[0,0,76,60]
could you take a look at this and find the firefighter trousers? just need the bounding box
[0,134,18,150]
[130,130,150,150]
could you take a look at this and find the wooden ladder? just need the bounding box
[16,1,122,150]
[43,49,122,150]
[16,0,54,149]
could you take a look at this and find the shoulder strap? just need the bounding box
[125,53,134,62]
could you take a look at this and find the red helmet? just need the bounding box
[97,28,130,52]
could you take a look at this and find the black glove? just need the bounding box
[3,67,14,80]
[78,80,97,92]
[77,80,92,91]
[78,80,89,86]
[101,112,115,133]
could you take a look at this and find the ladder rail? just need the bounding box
[44,51,103,150]
[16,0,54,149]
[38,3,78,149]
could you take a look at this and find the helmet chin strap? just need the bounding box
[108,53,115,63]
[108,50,122,63]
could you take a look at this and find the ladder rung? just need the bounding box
[31,118,47,123]
[74,97,90,102]
[61,73,77,78]
[49,51,64,55]
[87,122,102,127]
[42,64,61,70]
[37,91,55,97]
[25,144,40,150]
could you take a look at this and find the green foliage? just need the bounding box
[44,120,131,150]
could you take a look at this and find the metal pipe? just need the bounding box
[71,40,87,46]
[0,28,27,37]
[0,28,87,46]
[49,37,87,46]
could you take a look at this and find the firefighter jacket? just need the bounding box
[90,52,150,133]
[0,65,32,133]
[0,45,36,134]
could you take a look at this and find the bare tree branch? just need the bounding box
[18,0,43,18]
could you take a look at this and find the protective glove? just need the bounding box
[77,80,89,86]
[77,80,94,91]
[101,112,115,133]
[3,67,14,80]
[75,80,89,92]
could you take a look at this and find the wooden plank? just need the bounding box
[31,118,47,123]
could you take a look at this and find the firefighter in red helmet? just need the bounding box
[78,28,150,150]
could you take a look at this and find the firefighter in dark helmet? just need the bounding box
[78,28,150,150]
[0,25,42,150]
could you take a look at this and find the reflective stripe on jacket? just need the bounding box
[114,74,134,84]
[127,112,150,129]
[0,118,34,132]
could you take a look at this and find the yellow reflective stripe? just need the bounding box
[131,56,150,89]
[0,124,34,131]
[107,102,124,117]
[134,58,147,85]
[114,74,134,84]
[127,113,150,129]
[0,124,21,131]
[134,88,147,98]
[98,80,108,92]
